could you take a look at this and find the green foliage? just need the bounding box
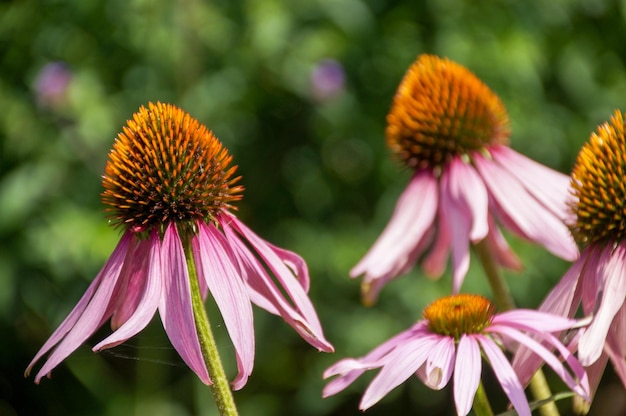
[2,0,625,415]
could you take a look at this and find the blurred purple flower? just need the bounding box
[311,59,345,102]
[34,62,72,109]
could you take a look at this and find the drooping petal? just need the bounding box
[264,241,310,291]
[493,310,580,333]
[27,231,133,382]
[157,224,210,384]
[323,322,427,397]
[605,305,626,389]
[490,145,573,220]
[453,335,481,416]
[579,243,626,366]
[490,325,589,398]
[478,335,531,416]
[440,159,489,292]
[474,152,578,261]
[419,335,455,390]
[93,229,162,351]
[511,256,584,386]
[350,170,439,299]
[195,221,254,390]
[360,335,438,410]
[109,237,150,330]
[221,214,333,352]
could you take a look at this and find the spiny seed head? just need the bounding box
[386,54,510,170]
[570,110,626,245]
[423,294,496,340]
[101,102,243,232]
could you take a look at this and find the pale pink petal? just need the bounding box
[323,321,428,399]
[478,335,531,416]
[440,164,472,293]
[360,336,438,410]
[27,231,133,382]
[511,256,584,386]
[440,159,489,293]
[195,221,254,390]
[420,336,455,390]
[446,157,489,242]
[454,335,481,416]
[490,146,572,220]
[93,230,162,351]
[579,243,626,366]
[221,214,333,352]
[473,152,578,261]
[493,310,579,333]
[490,325,589,398]
[350,171,439,297]
[154,224,210,384]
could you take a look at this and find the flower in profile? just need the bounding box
[323,294,589,416]
[351,54,578,305]
[514,110,626,401]
[25,102,333,388]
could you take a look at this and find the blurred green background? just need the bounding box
[2,0,626,415]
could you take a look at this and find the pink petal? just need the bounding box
[419,336,455,390]
[360,336,437,410]
[440,159,489,292]
[27,231,132,383]
[446,157,489,242]
[478,335,531,416]
[323,322,428,398]
[109,238,150,330]
[93,230,162,351]
[583,352,610,400]
[265,241,310,291]
[490,325,589,398]
[221,214,333,352]
[511,256,584,386]
[493,310,579,333]
[490,146,573,220]
[605,306,626,389]
[579,243,626,366]
[473,152,578,261]
[195,221,254,390]
[155,224,210,384]
[454,335,481,416]
[350,171,439,300]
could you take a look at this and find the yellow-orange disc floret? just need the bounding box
[386,54,510,170]
[101,102,243,230]
[570,110,626,245]
[423,294,496,340]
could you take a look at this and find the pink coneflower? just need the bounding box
[351,55,578,305]
[25,102,333,389]
[323,294,589,416]
[514,110,626,402]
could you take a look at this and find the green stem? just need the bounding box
[473,240,559,416]
[183,239,239,416]
[473,380,495,416]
